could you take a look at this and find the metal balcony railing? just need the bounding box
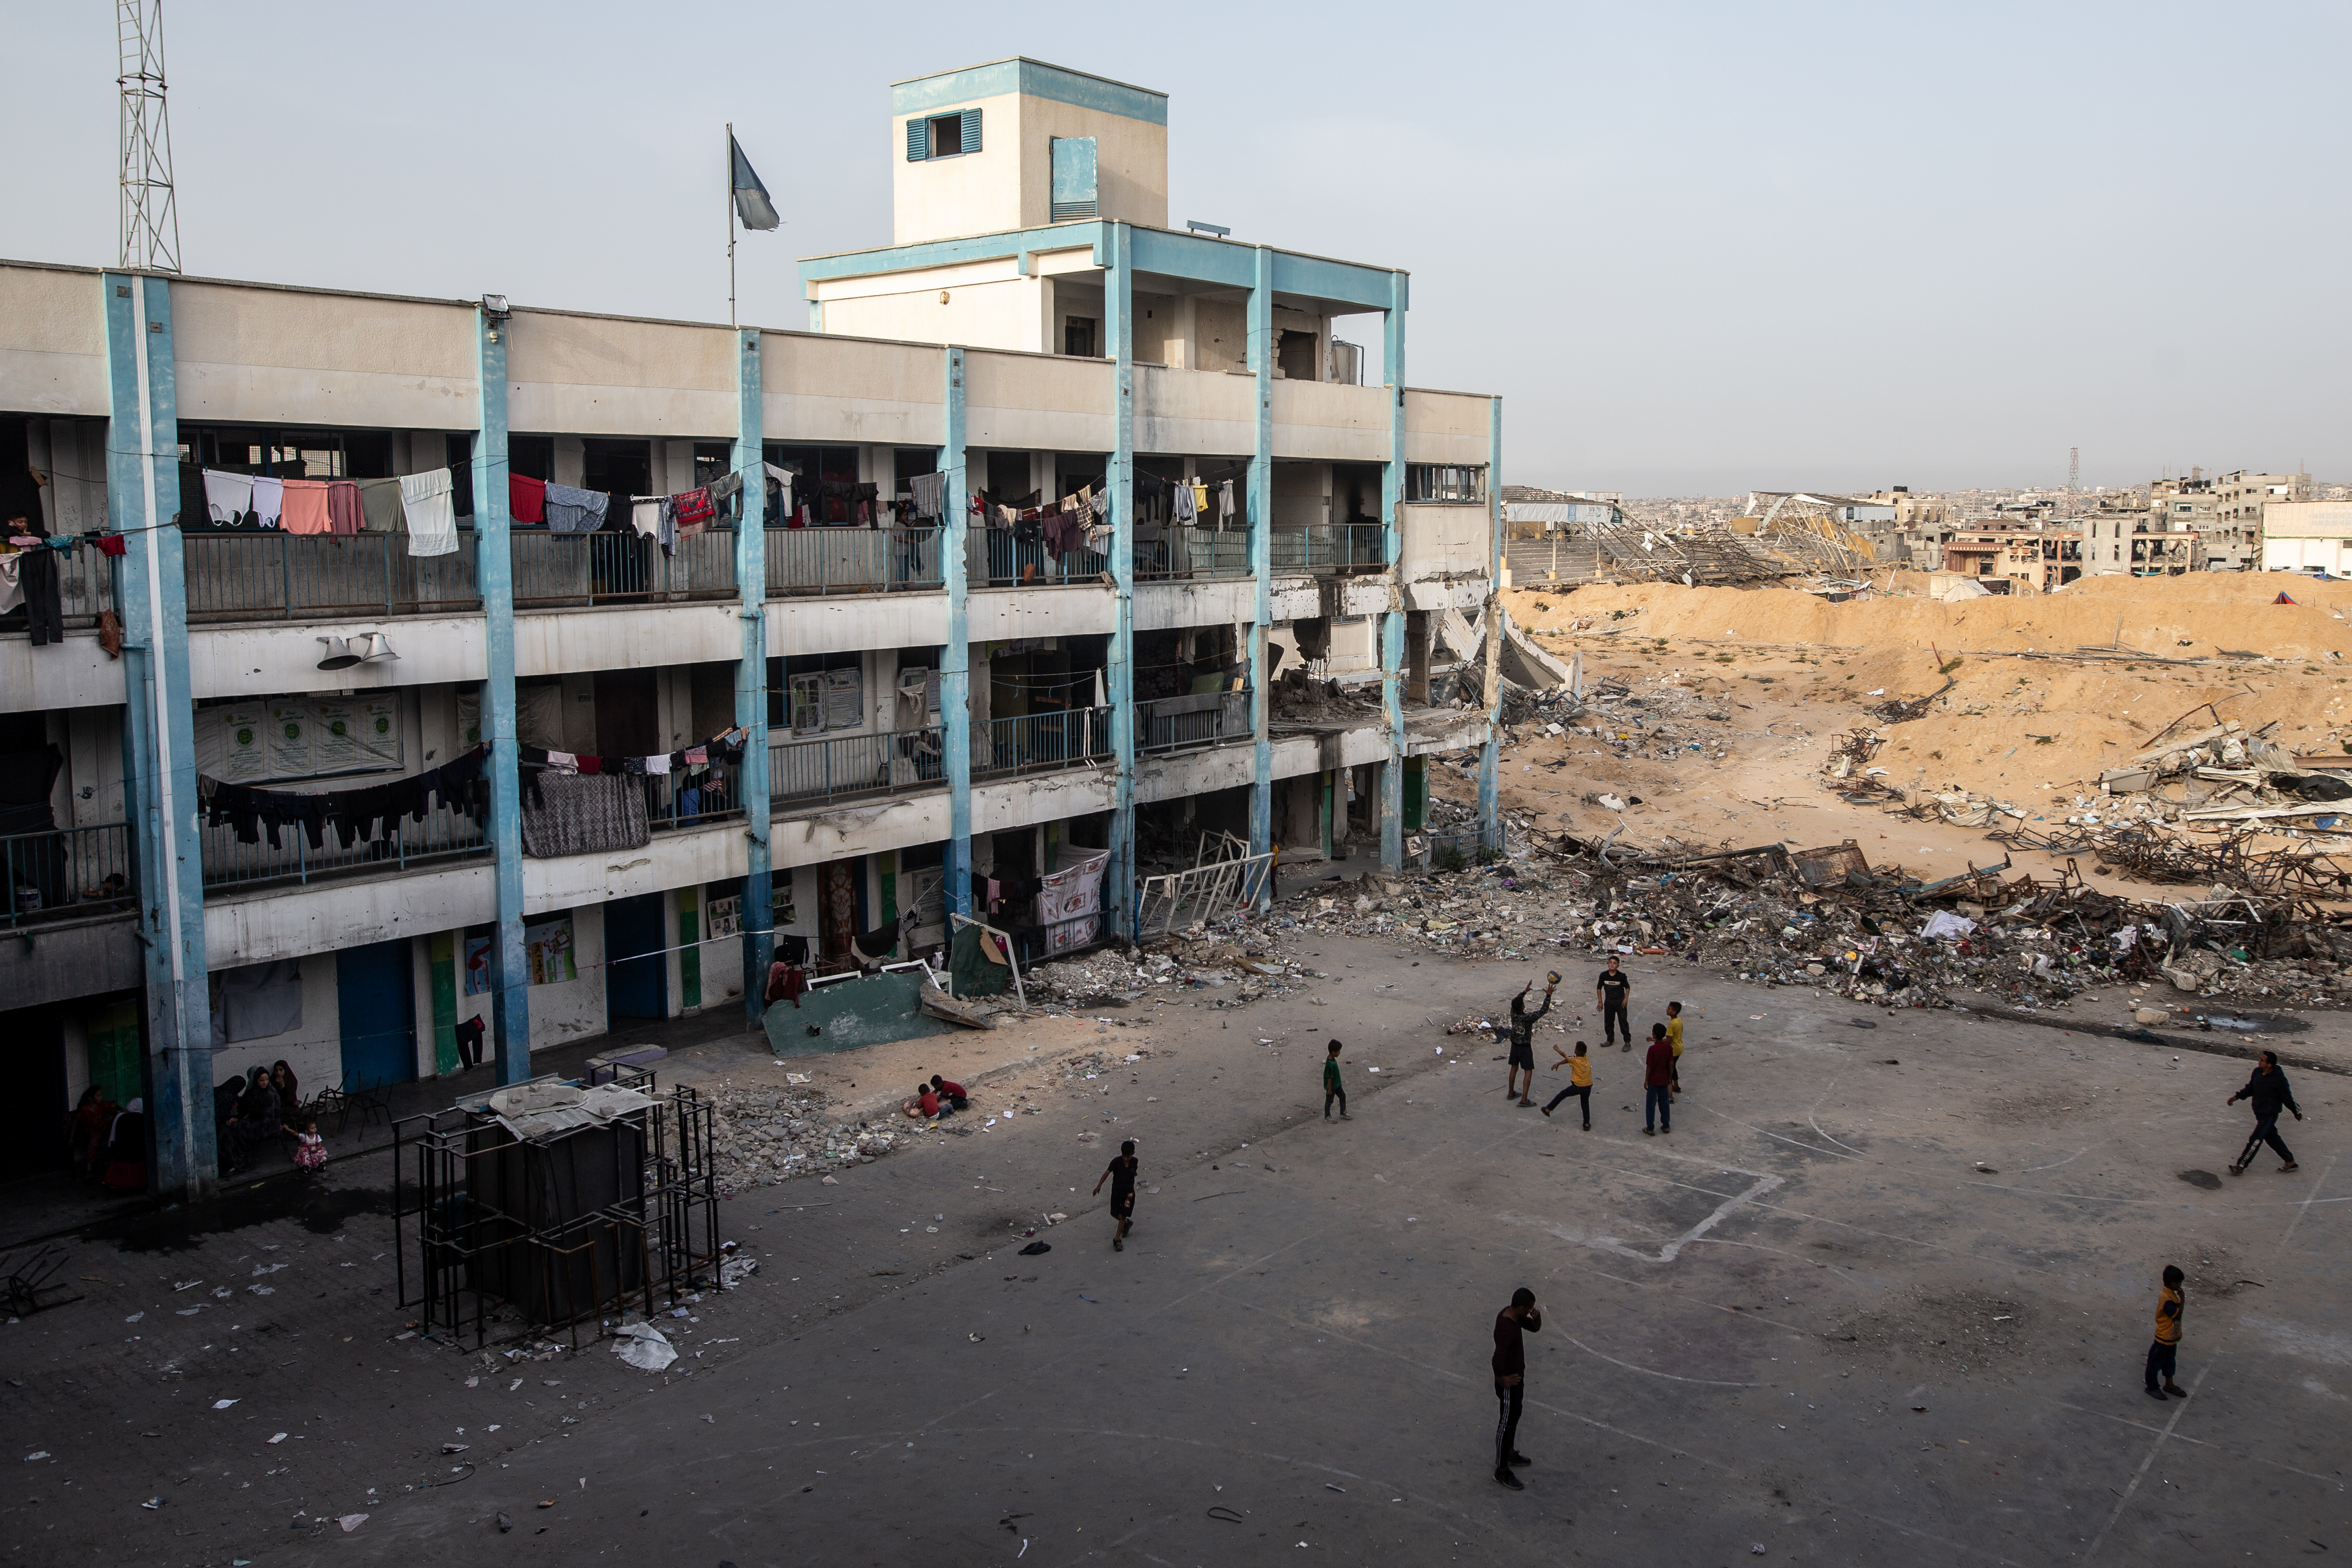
[510,528,736,608]
[646,760,744,832]
[1,823,136,927]
[1270,524,1386,573]
[1138,688,1252,753]
[1136,529,1252,583]
[972,531,1109,588]
[182,532,481,623]
[972,708,1113,779]
[198,799,488,891]
[765,526,944,595]
[770,726,947,808]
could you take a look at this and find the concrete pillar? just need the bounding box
[473,306,531,1084]
[735,329,773,1027]
[1379,271,1409,872]
[1479,396,1504,854]
[1104,223,1137,940]
[104,270,213,1201]
[1247,246,1274,896]
[942,346,973,919]
[1407,609,1432,705]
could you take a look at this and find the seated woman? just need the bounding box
[222,1065,281,1175]
[67,1085,117,1180]
[100,1098,147,1192]
[270,1060,301,1123]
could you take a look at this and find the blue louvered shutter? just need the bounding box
[960,107,981,153]
[1050,136,1098,221]
[906,118,929,161]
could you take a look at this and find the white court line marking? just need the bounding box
[1497,1150,1782,1264]
[1555,1332,1761,1387]
[1696,1102,1857,1159]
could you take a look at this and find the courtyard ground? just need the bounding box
[4,930,2343,1567]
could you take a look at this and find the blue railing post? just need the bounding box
[735,328,774,1029]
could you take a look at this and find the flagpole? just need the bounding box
[726,122,737,328]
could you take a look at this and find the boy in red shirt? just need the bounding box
[1642,1023,1673,1135]
[929,1074,970,1113]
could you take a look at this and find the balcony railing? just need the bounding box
[971,531,1109,589]
[1136,530,1252,583]
[511,529,736,608]
[973,708,1113,780]
[58,552,121,625]
[646,760,744,833]
[198,799,488,892]
[1270,524,1386,574]
[766,526,943,595]
[2,823,136,928]
[771,726,947,808]
[182,532,481,623]
[1139,688,1252,754]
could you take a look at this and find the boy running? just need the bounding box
[1091,1138,1140,1251]
[2144,1264,2188,1401]
[1541,1040,1593,1128]
[1324,1039,1349,1120]
[2225,1051,2303,1174]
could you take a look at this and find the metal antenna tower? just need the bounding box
[117,0,182,271]
[2067,445,2080,494]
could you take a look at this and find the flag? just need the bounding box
[731,135,779,231]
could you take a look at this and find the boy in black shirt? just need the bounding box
[1505,981,1555,1107]
[1597,957,1632,1050]
[1091,1138,1139,1251]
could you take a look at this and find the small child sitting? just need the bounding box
[901,1084,942,1120]
[292,1119,326,1173]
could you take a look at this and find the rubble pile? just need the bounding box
[704,1083,920,1194]
[1030,929,1313,1009]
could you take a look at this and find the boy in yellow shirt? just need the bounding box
[2144,1264,2187,1400]
[1666,1001,1685,1099]
[1541,1040,1593,1129]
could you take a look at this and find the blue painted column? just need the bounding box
[1105,223,1137,941]
[474,309,531,1084]
[1478,396,1504,852]
[735,329,773,1027]
[1379,271,1409,872]
[1245,247,1275,898]
[941,346,974,919]
[104,270,212,1200]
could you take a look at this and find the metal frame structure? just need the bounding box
[393,1073,721,1349]
[1136,831,1274,939]
[116,1,181,272]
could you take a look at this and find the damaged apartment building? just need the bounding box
[0,56,1500,1199]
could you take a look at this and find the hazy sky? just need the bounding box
[6,2,2345,495]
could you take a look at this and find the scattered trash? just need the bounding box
[612,1322,678,1373]
[22,1451,49,1462]
[212,1399,238,1410]
[720,1255,760,1288]
[141,1496,164,1510]
[1018,1241,1050,1256]
[338,1514,368,1532]
[266,1433,287,1445]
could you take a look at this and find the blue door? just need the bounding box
[605,894,668,1021]
[336,939,416,1091]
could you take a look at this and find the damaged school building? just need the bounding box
[0,57,1502,1200]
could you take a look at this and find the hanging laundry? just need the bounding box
[1171,481,1197,525]
[629,497,663,540]
[95,533,127,557]
[1218,478,1236,527]
[280,479,333,536]
[1192,480,1209,516]
[643,752,671,775]
[670,487,716,541]
[326,480,365,536]
[575,755,602,775]
[1088,490,1108,519]
[0,554,20,616]
[202,470,254,527]
[249,475,285,529]
[763,462,796,522]
[398,470,459,558]
[542,482,609,535]
[356,476,407,534]
[909,471,946,519]
[541,750,578,774]
[684,745,708,768]
[509,473,547,524]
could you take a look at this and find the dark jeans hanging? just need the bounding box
[21,547,63,645]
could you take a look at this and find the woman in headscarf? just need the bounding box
[270,1060,300,1121]
[223,1065,281,1174]
[67,1085,117,1179]
[100,1098,147,1191]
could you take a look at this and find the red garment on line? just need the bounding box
[326,480,364,536]
[509,474,546,524]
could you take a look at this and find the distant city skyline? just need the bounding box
[5,1,2344,494]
